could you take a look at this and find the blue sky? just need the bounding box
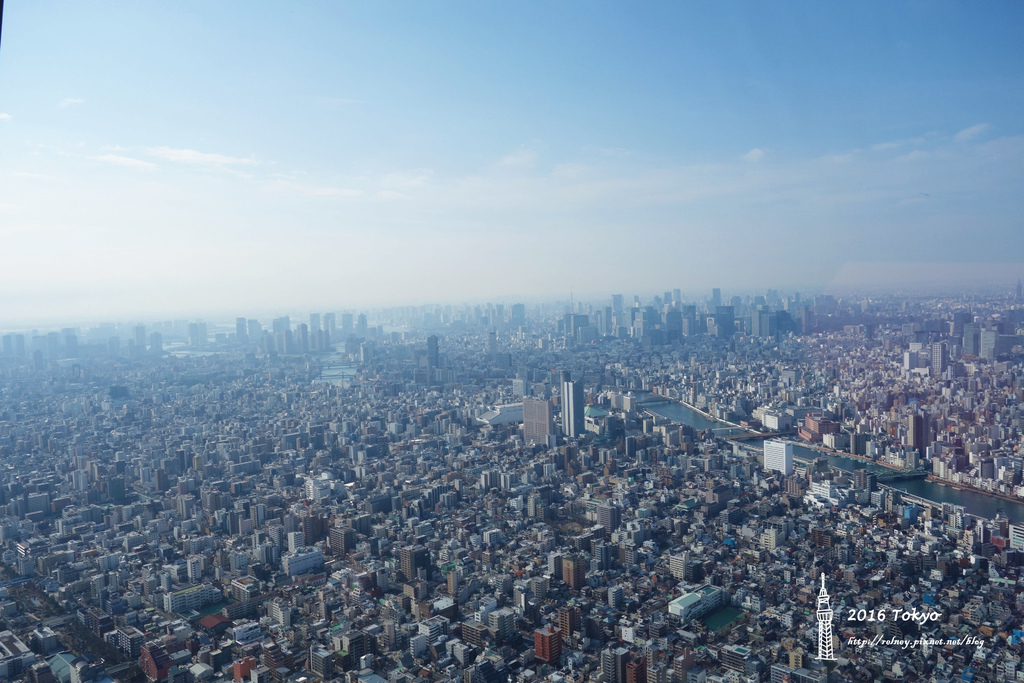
[1,1,1022,323]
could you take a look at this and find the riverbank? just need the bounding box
[925,475,1024,507]
[666,396,758,434]
[792,441,906,472]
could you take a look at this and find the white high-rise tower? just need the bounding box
[816,573,835,660]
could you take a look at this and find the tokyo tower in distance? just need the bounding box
[816,573,836,660]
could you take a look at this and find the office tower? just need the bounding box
[399,545,430,582]
[597,504,621,533]
[45,332,60,361]
[962,322,980,356]
[149,333,163,356]
[903,351,919,371]
[711,288,722,309]
[426,335,439,368]
[625,658,647,683]
[356,314,367,337]
[611,294,623,314]
[763,440,794,476]
[608,584,624,610]
[323,312,336,338]
[561,377,585,439]
[247,319,262,341]
[64,332,78,358]
[979,329,998,359]
[713,306,735,338]
[852,469,876,492]
[907,414,925,452]
[272,316,290,335]
[930,342,947,377]
[534,626,562,664]
[341,313,353,336]
[523,399,555,445]
[488,330,497,357]
[673,288,682,303]
[309,313,320,332]
[562,554,586,590]
[602,647,630,683]
[510,303,526,327]
[236,318,249,344]
[558,605,580,641]
[134,325,147,354]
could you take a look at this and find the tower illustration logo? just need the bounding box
[816,573,835,660]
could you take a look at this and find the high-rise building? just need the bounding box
[597,504,621,533]
[907,414,925,452]
[979,329,998,359]
[711,288,722,309]
[713,306,735,338]
[236,318,249,344]
[763,440,794,476]
[602,647,630,683]
[562,554,586,590]
[426,335,439,368]
[134,325,147,354]
[626,656,647,683]
[930,342,947,377]
[523,399,554,445]
[400,545,430,582]
[534,626,562,664]
[558,605,580,641]
[561,376,585,439]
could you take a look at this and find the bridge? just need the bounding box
[722,431,782,441]
[877,470,928,483]
[0,577,31,589]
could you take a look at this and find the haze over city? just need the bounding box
[1,2,1023,324]
[3,4,1024,682]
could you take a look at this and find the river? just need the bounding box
[646,399,1024,523]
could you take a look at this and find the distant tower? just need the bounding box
[426,335,439,368]
[1017,278,1022,301]
[561,375,585,439]
[816,574,835,661]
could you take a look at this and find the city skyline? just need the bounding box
[1,2,1022,321]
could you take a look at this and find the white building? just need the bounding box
[163,583,222,613]
[282,547,323,576]
[763,440,794,476]
[667,585,729,623]
[477,404,524,427]
[230,621,262,645]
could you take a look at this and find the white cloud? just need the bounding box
[306,187,364,197]
[953,123,990,143]
[498,149,539,167]
[59,98,85,108]
[742,148,766,162]
[0,113,11,122]
[376,190,408,200]
[380,170,433,188]
[147,146,257,165]
[871,141,902,152]
[94,154,158,170]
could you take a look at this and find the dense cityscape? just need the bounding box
[0,286,1021,683]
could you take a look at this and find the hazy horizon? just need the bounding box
[1,2,1022,324]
